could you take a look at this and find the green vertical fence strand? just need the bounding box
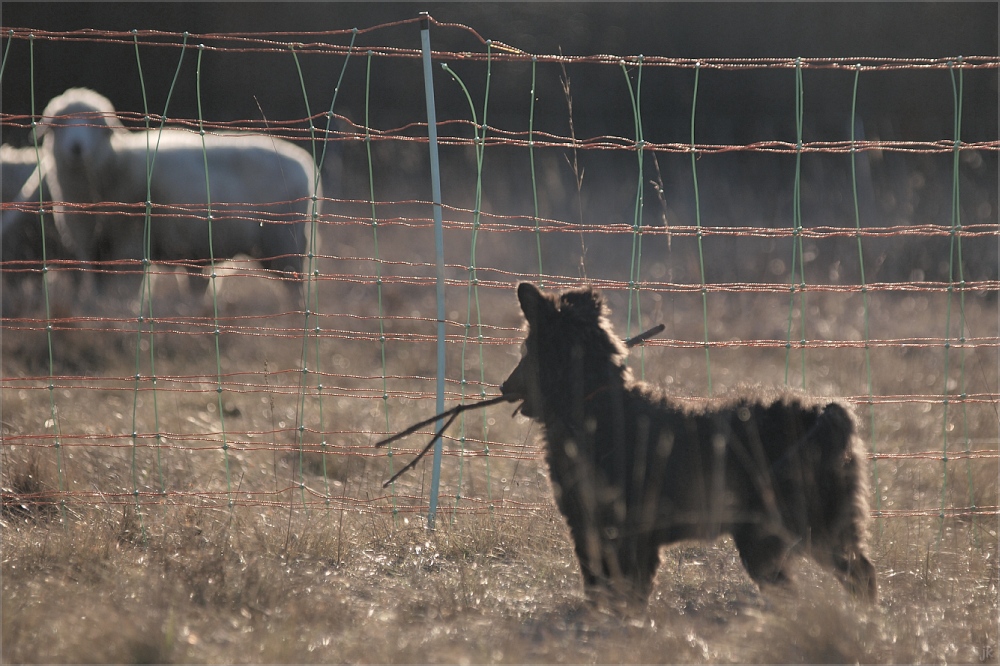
[940,58,972,543]
[0,30,14,82]
[472,45,493,515]
[194,45,234,510]
[420,15,449,527]
[309,29,356,509]
[129,29,188,503]
[621,57,647,378]
[689,63,713,395]
[121,30,189,528]
[27,34,67,522]
[290,45,331,506]
[363,51,395,519]
[528,57,544,282]
[144,31,189,501]
[316,29,356,176]
[950,63,977,542]
[130,32,154,523]
[785,58,807,388]
[442,46,493,519]
[849,64,880,530]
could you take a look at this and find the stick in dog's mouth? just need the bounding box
[375,323,664,488]
[374,395,516,488]
[625,323,665,347]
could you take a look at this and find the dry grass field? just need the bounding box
[2,215,997,663]
[1,14,997,658]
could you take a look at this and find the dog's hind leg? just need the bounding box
[566,521,610,594]
[829,548,878,602]
[733,528,793,589]
[613,537,661,606]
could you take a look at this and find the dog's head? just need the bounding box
[501,282,629,419]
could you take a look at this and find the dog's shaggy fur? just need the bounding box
[501,283,876,607]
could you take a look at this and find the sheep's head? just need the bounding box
[40,88,122,171]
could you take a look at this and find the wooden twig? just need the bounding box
[625,323,665,347]
[377,395,514,488]
[375,394,515,450]
[377,322,665,488]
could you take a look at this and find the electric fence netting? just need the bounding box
[1,18,997,541]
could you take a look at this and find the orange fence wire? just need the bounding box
[1,22,997,522]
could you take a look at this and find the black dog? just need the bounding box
[501,283,876,607]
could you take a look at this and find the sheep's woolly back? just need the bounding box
[0,144,42,202]
[1,144,38,165]
[42,87,122,129]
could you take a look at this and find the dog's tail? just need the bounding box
[814,400,872,535]
[812,401,865,496]
[815,402,856,458]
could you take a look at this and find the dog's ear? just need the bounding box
[559,287,605,323]
[517,282,548,324]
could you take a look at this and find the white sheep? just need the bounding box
[37,87,322,305]
[1,143,42,202]
[1,148,51,256]
[0,147,72,317]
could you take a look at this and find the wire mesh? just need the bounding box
[1,19,997,533]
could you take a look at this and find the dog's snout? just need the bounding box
[500,359,526,400]
[499,378,521,401]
